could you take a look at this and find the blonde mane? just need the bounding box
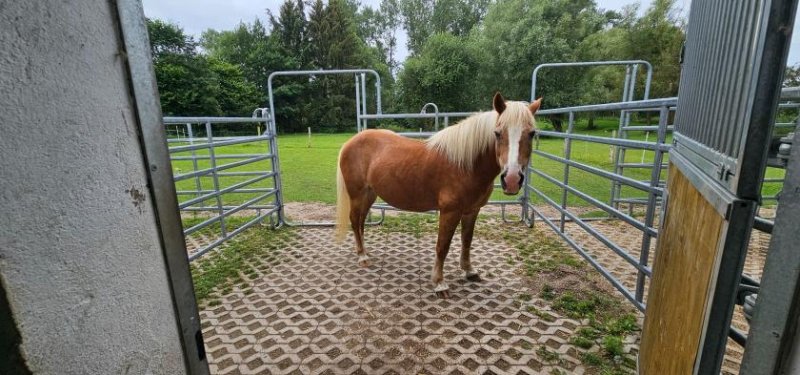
[425,101,534,170]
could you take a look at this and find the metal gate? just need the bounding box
[523,98,675,311]
[165,112,282,260]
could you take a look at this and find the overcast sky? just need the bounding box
[142,0,799,66]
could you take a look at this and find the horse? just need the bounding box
[334,93,542,298]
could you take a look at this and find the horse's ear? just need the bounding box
[493,92,506,114]
[529,97,542,114]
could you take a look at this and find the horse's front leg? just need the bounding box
[432,210,461,299]
[460,210,481,282]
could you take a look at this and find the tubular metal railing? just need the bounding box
[164,112,281,261]
[529,61,662,214]
[523,98,677,311]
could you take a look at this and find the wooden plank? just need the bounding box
[639,163,725,374]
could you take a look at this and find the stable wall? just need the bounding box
[0,1,187,373]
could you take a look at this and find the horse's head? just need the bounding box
[492,92,541,195]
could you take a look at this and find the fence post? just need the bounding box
[205,121,227,237]
[611,66,633,209]
[354,74,361,132]
[361,73,368,130]
[635,106,668,302]
[560,112,576,232]
[186,123,202,200]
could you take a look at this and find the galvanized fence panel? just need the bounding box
[523,98,676,311]
[267,69,384,226]
[759,91,800,206]
[164,114,281,261]
[528,61,660,212]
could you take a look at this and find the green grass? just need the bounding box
[508,234,583,277]
[169,117,785,208]
[571,336,594,349]
[189,225,295,304]
[536,346,562,365]
[526,305,557,322]
[498,223,639,374]
[170,133,349,206]
[540,284,556,301]
[603,336,625,357]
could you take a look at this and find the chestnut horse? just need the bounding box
[335,93,541,298]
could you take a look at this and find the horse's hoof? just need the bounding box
[434,283,450,299]
[465,272,482,282]
[357,255,370,268]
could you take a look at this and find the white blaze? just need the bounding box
[506,126,522,173]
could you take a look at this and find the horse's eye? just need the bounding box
[528,131,536,139]
[494,131,501,139]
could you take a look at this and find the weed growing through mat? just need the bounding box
[603,336,624,357]
[536,346,562,365]
[570,336,594,349]
[540,284,556,300]
[491,225,640,374]
[548,289,639,372]
[189,226,295,305]
[526,305,556,322]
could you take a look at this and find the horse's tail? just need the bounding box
[334,150,350,243]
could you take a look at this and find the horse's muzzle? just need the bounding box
[500,171,524,195]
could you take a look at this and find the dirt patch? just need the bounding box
[284,202,337,222]
[283,201,530,223]
[543,265,617,298]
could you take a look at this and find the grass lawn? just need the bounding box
[169,117,784,208]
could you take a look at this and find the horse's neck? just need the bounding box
[470,144,501,185]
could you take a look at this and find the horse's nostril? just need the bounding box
[519,172,525,185]
[500,172,507,180]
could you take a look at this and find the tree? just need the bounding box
[473,0,607,108]
[398,33,483,112]
[148,19,219,115]
[304,0,388,132]
[147,18,197,56]
[208,58,262,115]
[153,54,222,116]
[625,0,684,98]
[352,0,401,71]
[268,0,309,68]
[784,64,800,87]
[575,0,684,110]
[378,0,401,71]
[202,20,293,93]
[400,0,492,55]
[147,19,261,117]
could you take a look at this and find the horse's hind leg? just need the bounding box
[460,210,481,282]
[432,210,461,299]
[350,189,377,267]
